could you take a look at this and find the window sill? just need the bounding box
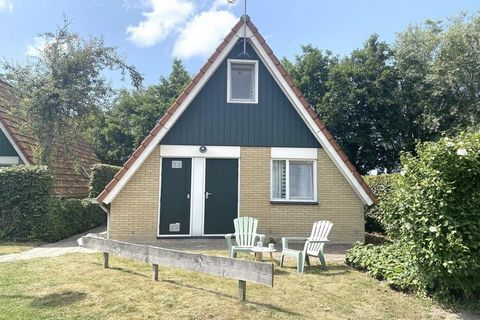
[227,99,258,104]
[270,200,318,205]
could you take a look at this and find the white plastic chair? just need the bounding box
[225,217,265,258]
[280,220,333,272]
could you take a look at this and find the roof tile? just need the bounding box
[159,113,171,126]
[132,145,145,158]
[123,156,136,169]
[150,123,162,136]
[292,85,303,98]
[192,72,204,84]
[306,106,318,119]
[269,53,281,66]
[141,134,154,147]
[175,92,188,106]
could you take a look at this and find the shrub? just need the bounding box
[89,163,121,198]
[45,198,106,242]
[382,132,480,298]
[346,242,420,292]
[0,165,106,242]
[0,165,53,240]
[364,174,398,233]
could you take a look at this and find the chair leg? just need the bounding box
[297,252,305,273]
[305,254,310,267]
[318,251,327,269]
[280,254,285,267]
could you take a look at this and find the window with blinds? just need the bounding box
[271,159,316,202]
[227,59,258,103]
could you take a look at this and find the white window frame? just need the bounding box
[227,59,259,104]
[270,159,317,203]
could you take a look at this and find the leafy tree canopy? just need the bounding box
[93,59,191,165]
[1,18,142,165]
[284,12,480,173]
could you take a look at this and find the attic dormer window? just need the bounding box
[227,59,258,104]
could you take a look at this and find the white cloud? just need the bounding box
[172,9,237,59]
[25,37,48,57]
[0,0,13,13]
[126,0,194,48]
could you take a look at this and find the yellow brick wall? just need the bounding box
[109,146,160,242]
[240,147,364,244]
[109,146,365,244]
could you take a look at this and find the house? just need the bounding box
[97,16,376,244]
[0,79,99,198]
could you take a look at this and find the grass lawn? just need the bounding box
[0,241,42,255]
[0,251,476,320]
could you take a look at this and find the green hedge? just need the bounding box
[346,242,420,292]
[45,198,105,242]
[350,132,480,301]
[0,165,106,242]
[381,132,480,299]
[363,174,398,233]
[0,165,54,240]
[89,163,121,198]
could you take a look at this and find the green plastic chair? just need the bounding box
[225,217,265,258]
[280,220,333,273]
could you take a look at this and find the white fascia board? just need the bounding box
[160,145,240,158]
[103,34,240,204]
[248,27,373,206]
[0,121,30,164]
[271,147,317,159]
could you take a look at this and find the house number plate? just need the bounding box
[171,161,182,169]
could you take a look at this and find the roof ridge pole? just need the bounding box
[243,0,247,55]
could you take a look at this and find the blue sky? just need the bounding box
[1,0,479,89]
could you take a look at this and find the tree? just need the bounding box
[1,18,142,165]
[395,14,480,142]
[282,45,337,107]
[95,59,191,165]
[318,35,405,174]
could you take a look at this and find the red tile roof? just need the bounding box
[97,16,377,204]
[0,80,99,198]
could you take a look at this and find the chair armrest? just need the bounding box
[225,234,234,253]
[282,237,308,250]
[305,239,329,244]
[283,237,309,241]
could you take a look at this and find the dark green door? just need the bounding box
[159,158,191,235]
[204,159,238,235]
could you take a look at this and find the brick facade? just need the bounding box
[109,146,160,242]
[240,147,364,244]
[108,146,365,244]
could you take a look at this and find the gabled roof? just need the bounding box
[97,16,377,205]
[0,79,99,198]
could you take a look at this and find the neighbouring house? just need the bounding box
[97,16,377,244]
[0,79,99,198]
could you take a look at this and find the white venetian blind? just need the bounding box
[230,62,255,101]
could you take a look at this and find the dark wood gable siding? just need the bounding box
[161,40,321,148]
[0,129,18,157]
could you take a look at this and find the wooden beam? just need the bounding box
[152,264,159,281]
[103,252,109,269]
[80,235,274,287]
[238,280,246,302]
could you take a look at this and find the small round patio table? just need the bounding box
[251,247,277,264]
